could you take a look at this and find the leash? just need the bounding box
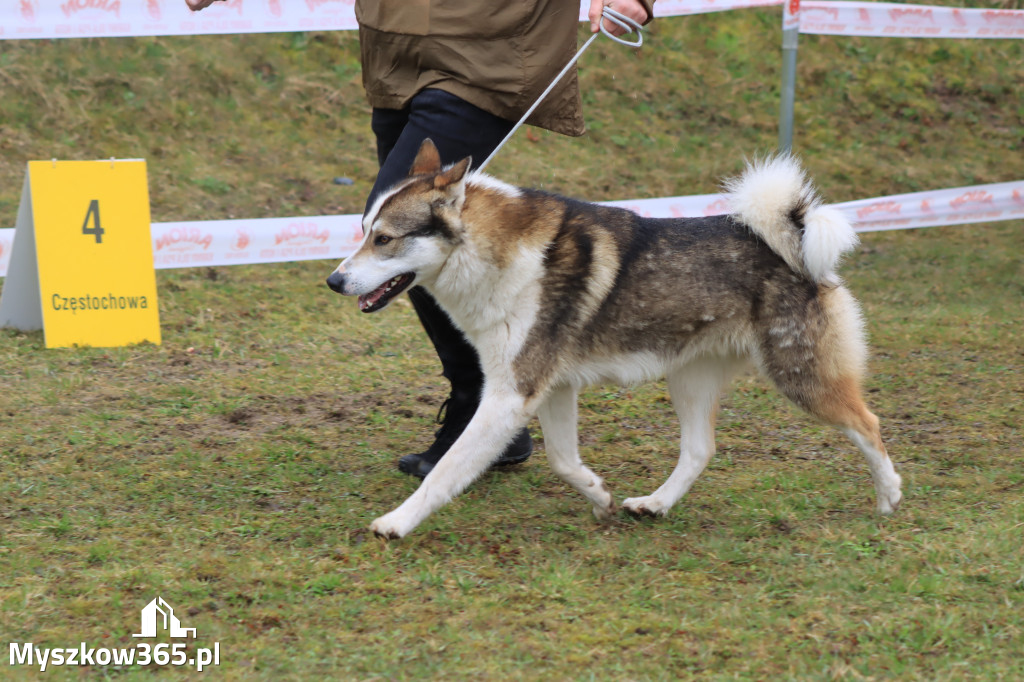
[475,7,644,173]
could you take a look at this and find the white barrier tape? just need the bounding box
[146,213,364,270]
[800,1,1024,39]
[599,180,1024,231]
[1,180,1020,277]
[834,180,1024,232]
[3,1,1022,41]
[5,0,767,41]
[2,1,791,42]
[578,0,786,21]
[0,0,357,41]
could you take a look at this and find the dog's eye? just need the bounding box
[374,234,392,246]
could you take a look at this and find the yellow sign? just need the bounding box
[0,160,161,348]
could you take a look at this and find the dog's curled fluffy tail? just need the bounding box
[724,156,858,285]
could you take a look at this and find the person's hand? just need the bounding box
[588,0,649,37]
[185,0,223,11]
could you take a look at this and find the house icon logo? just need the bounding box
[132,597,197,638]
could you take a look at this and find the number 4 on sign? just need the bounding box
[82,199,105,244]
[0,160,161,348]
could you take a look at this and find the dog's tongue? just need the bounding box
[358,285,388,312]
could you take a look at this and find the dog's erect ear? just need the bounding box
[409,139,442,176]
[434,156,471,190]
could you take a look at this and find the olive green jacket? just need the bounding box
[356,0,653,137]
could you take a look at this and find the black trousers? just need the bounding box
[366,89,515,395]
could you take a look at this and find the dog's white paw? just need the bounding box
[584,479,617,522]
[875,473,903,516]
[623,496,671,518]
[876,485,903,516]
[369,513,409,539]
[592,499,618,522]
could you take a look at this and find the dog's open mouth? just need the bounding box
[358,273,415,313]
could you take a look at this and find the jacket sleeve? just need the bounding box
[638,0,655,25]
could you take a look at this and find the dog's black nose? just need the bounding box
[326,271,346,294]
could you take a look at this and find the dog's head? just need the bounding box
[326,139,469,312]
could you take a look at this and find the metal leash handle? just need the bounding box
[476,7,644,172]
[599,7,645,47]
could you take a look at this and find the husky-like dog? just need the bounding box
[327,140,902,539]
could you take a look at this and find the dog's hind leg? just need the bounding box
[840,404,902,515]
[776,371,902,515]
[537,385,616,521]
[760,288,902,515]
[623,358,736,518]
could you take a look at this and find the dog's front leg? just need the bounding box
[370,389,529,539]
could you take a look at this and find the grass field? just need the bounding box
[2,6,1023,680]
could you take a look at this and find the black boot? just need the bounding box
[397,387,475,478]
[398,287,532,479]
[397,391,533,479]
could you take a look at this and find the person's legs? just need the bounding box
[366,88,514,207]
[366,89,532,478]
[370,105,410,170]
